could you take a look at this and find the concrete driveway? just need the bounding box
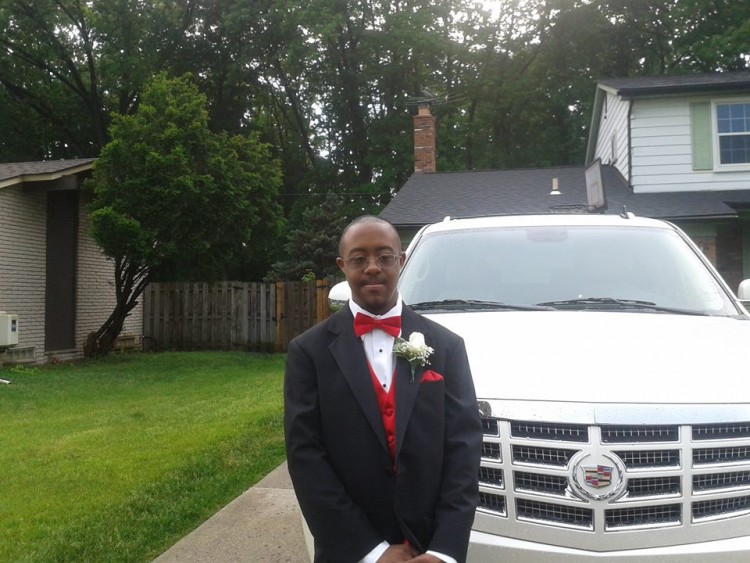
[153,462,309,562]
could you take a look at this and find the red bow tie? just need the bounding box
[353,313,401,337]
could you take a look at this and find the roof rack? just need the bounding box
[548,204,588,213]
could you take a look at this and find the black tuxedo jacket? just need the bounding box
[284,304,482,563]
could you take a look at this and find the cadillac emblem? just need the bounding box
[571,452,626,501]
[584,464,612,488]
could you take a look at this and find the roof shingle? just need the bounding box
[598,71,750,97]
[380,165,750,226]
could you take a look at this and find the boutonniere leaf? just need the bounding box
[393,332,434,383]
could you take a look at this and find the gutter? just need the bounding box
[613,83,750,98]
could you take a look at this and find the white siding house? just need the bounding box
[588,73,750,193]
[0,160,142,364]
[584,72,750,290]
[382,72,750,296]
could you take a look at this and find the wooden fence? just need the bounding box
[142,280,331,352]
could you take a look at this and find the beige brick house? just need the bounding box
[0,159,142,364]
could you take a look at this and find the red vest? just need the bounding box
[368,364,397,468]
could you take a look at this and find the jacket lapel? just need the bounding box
[328,307,389,456]
[394,306,427,460]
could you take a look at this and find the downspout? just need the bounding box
[585,88,604,164]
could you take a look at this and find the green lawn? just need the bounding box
[0,351,287,562]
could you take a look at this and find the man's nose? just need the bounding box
[363,257,382,271]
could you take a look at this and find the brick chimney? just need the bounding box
[413,102,436,173]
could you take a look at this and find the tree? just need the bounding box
[0,0,197,158]
[85,73,282,357]
[3,0,749,226]
[269,192,349,281]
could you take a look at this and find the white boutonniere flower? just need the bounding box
[393,332,434,382]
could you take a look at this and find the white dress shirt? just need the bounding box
[348,297,402,392]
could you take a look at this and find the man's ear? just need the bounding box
[336,257,346,273]
[399,253,406,267]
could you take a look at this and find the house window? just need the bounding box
[716,102,750,165]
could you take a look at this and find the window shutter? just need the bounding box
[690,102,713,170]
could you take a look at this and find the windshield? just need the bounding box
[399,224,739,316]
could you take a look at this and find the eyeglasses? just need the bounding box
[341,254,401,270]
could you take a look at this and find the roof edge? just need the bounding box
[0,160,96,190]
[601,81,750,99]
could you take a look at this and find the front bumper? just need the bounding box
[468,530,750,562]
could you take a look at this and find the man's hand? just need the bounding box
[405,555,442,563]
[376,543,419,562]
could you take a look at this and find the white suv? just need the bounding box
[329,213,750,561]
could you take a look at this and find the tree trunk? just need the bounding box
[84,262,150,358]
[84,303,129,358]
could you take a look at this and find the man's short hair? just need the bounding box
[338,215,399,256]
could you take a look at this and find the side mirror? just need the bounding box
[328,281,351,312]
[738,279,750,302]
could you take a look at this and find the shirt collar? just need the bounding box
[348,293,402,320]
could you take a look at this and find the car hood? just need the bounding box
[424,310,750,404]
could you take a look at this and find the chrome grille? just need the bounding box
[694,446,750,465]
[627,476,680,497]
[511,421,588,442]
[694,471,750,492]
[517,499,593,529]
[477,414,750,547]
[479,467,504,488]
[602,425,678,443]
[478,491,506,515]
[514,471,568,496]
[605,504,681,529]
[482,418,499,436]
[482,442,501,460]
[614,449,680,468]
[694,422,750,440]
[512,445,577,466]
[693,496,750,521]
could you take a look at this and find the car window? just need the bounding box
[399,225,737,315]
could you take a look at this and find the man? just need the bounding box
[285,215,482,563]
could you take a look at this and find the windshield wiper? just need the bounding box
[536,297,709,316]
[410,299,554,312]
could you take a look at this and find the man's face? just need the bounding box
[336,222,404,315]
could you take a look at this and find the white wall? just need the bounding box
[593,91,630,180]
[630,97,750,193]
